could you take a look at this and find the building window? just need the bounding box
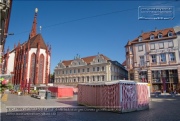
[30,53,36,83]
[87,76,89,82]
[158,34,162,39]
[140,56,144,66]
[126,47,128,52]
[168,41,173,48]
[138,45,143,51]
[160,53,166,62]
[150,35,154,40]
[151,55,157,63]
[130,46,132,52]
[139,37,142,42]
[159,42,164,49]
[152,70,161,83]
[97,59,100,62]
[168,32,173,37]
[97,76,99,81]
[82,77,84,82]
[63,71,64,74]
[93,76,95,81]
[169,53,175,61]
[87,68,89,72]
[74,69,76,73]
[102,75,105,81]
[130,73,134,80]
[70,70,72,73]
[111,75,113,80]
[97,67,99,71]
[102,66,104,71]
[93,67,95,71]
[38,54,44,84]
[66,70,68,74]
[78,69,80,73]
[150,43,155,50]
[139,71,148,82]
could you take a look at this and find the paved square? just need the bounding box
[1,93,180,121]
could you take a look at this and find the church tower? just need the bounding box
[3,8,51,86]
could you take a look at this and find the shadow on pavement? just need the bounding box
[56,100,78,106]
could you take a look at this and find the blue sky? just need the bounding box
[5,1,180,73]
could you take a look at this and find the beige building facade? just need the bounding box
[54,54,128,85]
[125,26,180,93]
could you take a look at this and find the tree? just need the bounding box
[50,72,55,83]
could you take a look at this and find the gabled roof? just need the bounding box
[129,27,176,44]
[61,54,111,67]
[27,34,47,49]
[62,60,73,67]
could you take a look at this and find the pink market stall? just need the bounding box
[77,80,149,113]
[48,86,74,98]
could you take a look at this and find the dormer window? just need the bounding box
[150,35,154,40]
[158,33,162,39]
[168,32,173,37]
[138,37,142,42]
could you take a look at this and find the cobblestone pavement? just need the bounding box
[1,93,180,121]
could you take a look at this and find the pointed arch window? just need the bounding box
[30,53,36,84]
[38,54,44,84]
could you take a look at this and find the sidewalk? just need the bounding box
[151,92,180,98]
[1,93,78,113]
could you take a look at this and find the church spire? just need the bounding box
[29,8,38,39]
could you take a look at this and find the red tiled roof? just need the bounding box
[61,54,110,67]
[127,28,176,45]
[122,60,126,66]
[62,60,73,67]
[27,34,47,49]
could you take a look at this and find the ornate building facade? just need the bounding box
[125,26,180,92]
[2,8,51,85]
[0,0,13,74]
[54,54,128,85]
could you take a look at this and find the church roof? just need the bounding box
[61,54,111,67]
[27,34,47,49]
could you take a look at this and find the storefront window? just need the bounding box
[152,70,161,83]
[152,70,178,92]
[139,71,148,82]
[169,70,178,83]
